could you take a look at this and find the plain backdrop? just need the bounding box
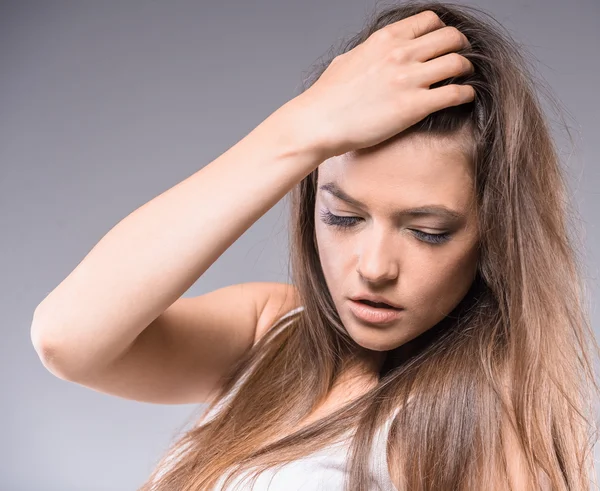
[2,1,599,489]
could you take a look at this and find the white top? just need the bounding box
[153,306,399,490]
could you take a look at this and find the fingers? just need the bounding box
[407,26,471,62]
[416,52,475,87]
[386,10,446,40]
[378,11,470,64]
[424,83,476,114]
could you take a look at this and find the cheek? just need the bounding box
[315,226,361,303]
[408,245,478,318]
[315,226,345,278]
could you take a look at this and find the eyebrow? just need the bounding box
[318,182,466,222]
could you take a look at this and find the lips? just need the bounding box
[357,299,399,309]
[348,299,405,324]
[350,294,404,310]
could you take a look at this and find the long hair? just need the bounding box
[139,1,600,489]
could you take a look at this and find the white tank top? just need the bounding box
[152,306,399,490]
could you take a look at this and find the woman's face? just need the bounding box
[314,131,480,353]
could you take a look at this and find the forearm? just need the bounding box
[30,100,325,374]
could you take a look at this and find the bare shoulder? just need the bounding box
[253,281,302,345]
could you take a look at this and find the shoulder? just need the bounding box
[254,283,303,346]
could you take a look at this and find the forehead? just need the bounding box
[317,132,476,209]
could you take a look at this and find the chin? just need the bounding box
[342,318,399,351]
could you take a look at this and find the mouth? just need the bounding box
[348,299,405,325]
[355,299,400,309]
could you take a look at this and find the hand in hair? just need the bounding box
[290,9,476,159]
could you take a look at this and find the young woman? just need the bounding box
[31,2,599,490]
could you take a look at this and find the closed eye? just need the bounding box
[318,209,452,245]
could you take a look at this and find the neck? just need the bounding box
[342,347,387,382]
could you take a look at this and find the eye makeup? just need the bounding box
[318,209,453,245]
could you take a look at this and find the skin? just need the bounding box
[314,129,480,384]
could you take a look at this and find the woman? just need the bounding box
[31,1,599,490]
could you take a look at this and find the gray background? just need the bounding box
[2,1,598,489]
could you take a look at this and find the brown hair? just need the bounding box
[140,1,600,489]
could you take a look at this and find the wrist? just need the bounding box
[265,97,334,165]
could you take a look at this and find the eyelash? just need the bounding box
[319,209,452,245]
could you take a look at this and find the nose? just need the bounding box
[355,227,399,284]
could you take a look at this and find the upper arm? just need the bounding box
[57,281,301,405]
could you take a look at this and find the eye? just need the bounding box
[319,209,361,228]
[408,229,452,245]
[319,209,452,245]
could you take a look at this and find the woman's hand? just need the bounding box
[291,10,476,159]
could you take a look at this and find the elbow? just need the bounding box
[31,317,80,381]
[31,330,74,381]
